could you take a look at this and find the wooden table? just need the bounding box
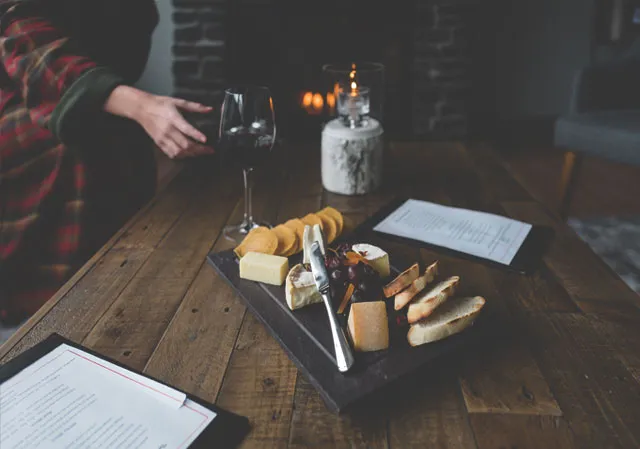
[2,142,640,448]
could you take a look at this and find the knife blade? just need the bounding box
[309,241,355,373]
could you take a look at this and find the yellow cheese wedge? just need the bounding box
[239,252,289,286]
[347,301,389,352]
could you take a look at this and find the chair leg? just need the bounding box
[558,151,584,220]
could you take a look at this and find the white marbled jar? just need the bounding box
[321,118,384,196]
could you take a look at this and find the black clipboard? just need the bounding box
[0,333,250,449]
[366,198,554,275]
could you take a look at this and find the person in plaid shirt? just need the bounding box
[0,0,214,324]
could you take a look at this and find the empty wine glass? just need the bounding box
[218,85,276,243]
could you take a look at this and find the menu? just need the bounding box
[373,199,532,265]
[0,344,216,449]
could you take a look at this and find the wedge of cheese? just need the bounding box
[347,301,389,352]
[285,264,323,310]
[407,276,460,324]
[239,252,289,286]
[302,224,326,264]
[352,243,391,278]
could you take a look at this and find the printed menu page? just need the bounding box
[0,344,216,449]
[373,199,532,265]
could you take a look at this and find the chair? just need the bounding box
[554,59,640,219]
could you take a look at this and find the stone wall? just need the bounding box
[172,0,227,124]
[172,0,474,139]
[413,0,472,138]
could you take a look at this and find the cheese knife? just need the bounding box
[309,241,355,373]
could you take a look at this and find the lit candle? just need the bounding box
[348,78,360,123]
[335,64,370,127]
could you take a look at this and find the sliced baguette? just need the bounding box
[383,263,420,298]
[407,296,486,347]
[407,276,460,324]
[393,262,439,311]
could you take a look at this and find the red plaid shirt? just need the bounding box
[0,1,157,322]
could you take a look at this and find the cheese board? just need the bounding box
[206,206,495,413]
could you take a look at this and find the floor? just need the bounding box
[502,146,640,295]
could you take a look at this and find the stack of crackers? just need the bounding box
[234,207,344,258]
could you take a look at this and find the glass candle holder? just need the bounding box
[336,86,370,128]
[322,62,385,124]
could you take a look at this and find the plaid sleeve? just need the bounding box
[0,3,123,143]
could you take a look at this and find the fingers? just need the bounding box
[157,137,181,159]
[169,131,194,158]
[170,98,213,113]
[190,143,215,156]
[164,126,215,159]
[173,115,207,143]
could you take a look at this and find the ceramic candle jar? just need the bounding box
[321,118,384,196]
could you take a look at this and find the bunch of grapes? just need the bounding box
[324,244,383,307]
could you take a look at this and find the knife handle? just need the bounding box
[321,293,355,373]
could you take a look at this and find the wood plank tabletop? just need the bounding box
[2,142,640,448]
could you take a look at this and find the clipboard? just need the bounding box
[0,333,250,449]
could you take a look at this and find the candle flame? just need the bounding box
[312,93,324,110]
[301,91,325,115]
[349,64,358,95]
[302,91,313,108]
[326,92,335,108]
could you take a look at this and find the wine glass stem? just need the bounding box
[243,167,254,230]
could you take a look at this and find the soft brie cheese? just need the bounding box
[239,252,289,286]
[302,224,326,264]
[347,301,389,352]
[285,264,322,310]
[351,243,391,278]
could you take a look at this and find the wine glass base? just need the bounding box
[223,220,272,243]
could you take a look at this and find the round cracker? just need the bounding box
[284,218,306,249]
[320,207,344,237]
[233,226,278,258]
[272,225,298,257]
[316,212,338,243]
[302,213,323,229]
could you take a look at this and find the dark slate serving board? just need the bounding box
[206,212,496,413]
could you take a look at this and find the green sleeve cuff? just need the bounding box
[49,67,124,144]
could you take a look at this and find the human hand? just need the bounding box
[135,94,215,159]
[104,86,215,159]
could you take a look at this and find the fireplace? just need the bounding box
[172,0,496,141]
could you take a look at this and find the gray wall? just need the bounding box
[136,0,174,95]
[496,0,594,118]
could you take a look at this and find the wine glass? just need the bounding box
[219,85,276,242]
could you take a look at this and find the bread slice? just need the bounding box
[393,262,439,310]
[383,263,420,298]
[407,276,460,324]
[407,296,486,347]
